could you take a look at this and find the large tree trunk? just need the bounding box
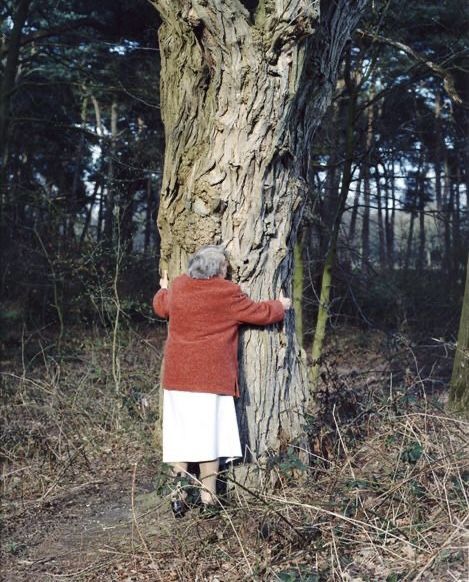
[153,0,365,462]
[144,176,154,255]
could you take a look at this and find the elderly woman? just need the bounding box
[153,244,291,517]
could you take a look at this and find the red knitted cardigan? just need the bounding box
[152,273,285,396]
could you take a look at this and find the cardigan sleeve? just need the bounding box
[153,288,170,319]
[229,285,285,325]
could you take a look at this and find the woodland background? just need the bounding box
[1,0,468,580]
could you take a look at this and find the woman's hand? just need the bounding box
[279,290,292,310]
[160,269,169,289]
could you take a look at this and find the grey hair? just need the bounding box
[187,245,228,279]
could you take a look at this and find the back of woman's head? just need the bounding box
[188,245,227,279]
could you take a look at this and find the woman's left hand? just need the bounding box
[279,290,292,309]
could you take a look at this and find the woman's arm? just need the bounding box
[153,269,170,319]
[153,289,170,318]
[229,286,285,325]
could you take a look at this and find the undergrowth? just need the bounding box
[1,326,467,581]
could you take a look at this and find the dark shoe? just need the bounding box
[171,499,188,518]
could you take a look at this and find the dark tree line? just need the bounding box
[299,0,468,355]
[0,0,467,354]
[1,0,163,331]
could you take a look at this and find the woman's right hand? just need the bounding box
[279,290,292,310]
[160,269,169,289]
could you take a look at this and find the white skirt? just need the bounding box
[162,389,242,463]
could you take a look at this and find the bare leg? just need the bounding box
[170,462,188,501]
[170,462,188,475]
[199,459,219,505]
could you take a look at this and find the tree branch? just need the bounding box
[356,28,464,105]
[0,17,108,59]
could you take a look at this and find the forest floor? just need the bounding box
[1,324,468,581]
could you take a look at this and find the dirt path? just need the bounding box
[2,475,168,581]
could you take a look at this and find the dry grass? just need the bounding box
[1,326,163,510]
[97,401,468,581]
[1,326,467,581]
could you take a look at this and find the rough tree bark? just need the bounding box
[293,237,304,347]
[152,0,366,462]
